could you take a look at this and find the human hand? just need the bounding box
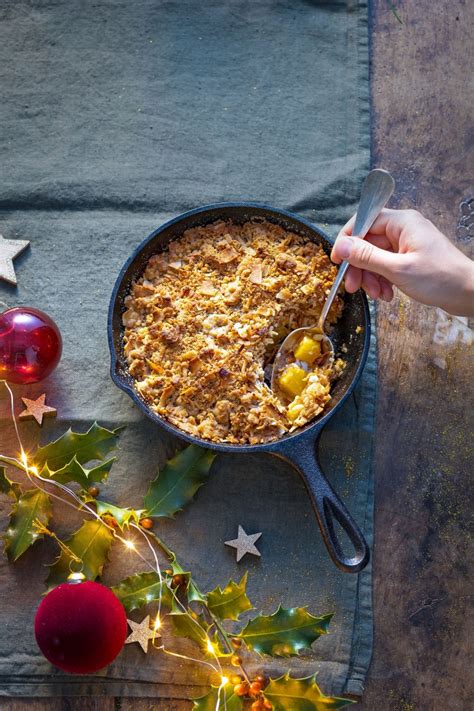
[331,208,474,316]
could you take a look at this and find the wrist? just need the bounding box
[443,255,474,317]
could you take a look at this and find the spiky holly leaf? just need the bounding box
[170,557,188,576]
[240,606,333,656]
[41,456,115,489]
[169,610,210,650]
[112,571,173,612]
[264,673,355,710]
[34,422,121,471]
[188,580,206,604]
[207,630,233,659]
[206,572,253,621]
[193,684,243,711]
[0,466,21,499]
[169,557,205,604]
[4,489,52,561]
[46,519,114,589]
[95,500,144,528]
[144,445,216,518]
[166,556,191,615]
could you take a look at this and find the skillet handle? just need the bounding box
[275,436,370,573]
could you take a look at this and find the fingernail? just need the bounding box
[337,236,353,260]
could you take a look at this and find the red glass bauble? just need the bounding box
[34,580,127,674]
[0,307,62,384]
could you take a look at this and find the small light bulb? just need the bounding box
[206,638,215,654]
[30,466,38,476]
[154,616,161,631]
[124,539,135,550]
[220,676,229,686]
[20,450,28,467]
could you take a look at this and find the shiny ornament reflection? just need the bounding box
[0,307,62,384]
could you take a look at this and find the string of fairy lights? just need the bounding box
[0,379,252,710]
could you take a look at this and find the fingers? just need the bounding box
[332,208,417,300]
[366,234,393,251]
[362,273,394,301]
[332,234,392,264]
[342,265,394,302]
[337,207,424,248]
[344,265,362,293]
[379,276,394,301]
[331,234,405,280]
[338,210,395,238]
[361,270,382,299]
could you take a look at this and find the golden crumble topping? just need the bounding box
[122,219,344,444]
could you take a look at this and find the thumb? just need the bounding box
[332,235,404,280]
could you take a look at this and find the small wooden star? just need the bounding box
[225,525,262,562]
[19,394,57,426]
[0,234,30,286]
[125,615,159,653]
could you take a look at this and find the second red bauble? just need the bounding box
[0,307,62,384]
[34,579,128,674]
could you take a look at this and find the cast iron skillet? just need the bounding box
[108,203,371,573]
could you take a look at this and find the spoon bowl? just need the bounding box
[270,326,333,397]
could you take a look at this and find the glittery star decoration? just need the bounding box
[0,234,30,286]
[19,394,57,426]
[125,615,159,653]
[225,525,262,562]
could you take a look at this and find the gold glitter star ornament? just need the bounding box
[19,394,57,425]
[0,234,30,285]
[225,525,262,562]
[125,615,159,653]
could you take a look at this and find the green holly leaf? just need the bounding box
[240,606,333,656]
[264,673,355,710]
[4,489,52,561]
[169,610,210,650]
[95,500,144,528]
[169,559,191,590]
[41,456,115,489]
[111,571,173,613]
[144,445,216,518]
[0,466,21,499]
[193,684,243,711]
[188,579,206,604]
[46,519,114,589]
[167,557,205,604]
[206,572,253,621]
[207,630,233,658]
[35,422,121,471]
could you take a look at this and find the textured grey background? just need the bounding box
[0,0,372,699]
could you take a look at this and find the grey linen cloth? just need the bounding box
[0,0,373,699]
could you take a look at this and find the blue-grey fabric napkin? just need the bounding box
[0,0,372,699]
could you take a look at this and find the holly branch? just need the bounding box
[0,417,354,710]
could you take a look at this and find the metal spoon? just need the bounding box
[271,168,395,399]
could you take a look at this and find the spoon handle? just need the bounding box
[318,169,395,329]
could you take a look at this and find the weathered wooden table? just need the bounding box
[3,1,472,709]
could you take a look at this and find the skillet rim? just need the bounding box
[107,201,371,453]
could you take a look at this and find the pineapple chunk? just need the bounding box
[287,401,304,422]
[278,364,307,398]
[293,335,321,364]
